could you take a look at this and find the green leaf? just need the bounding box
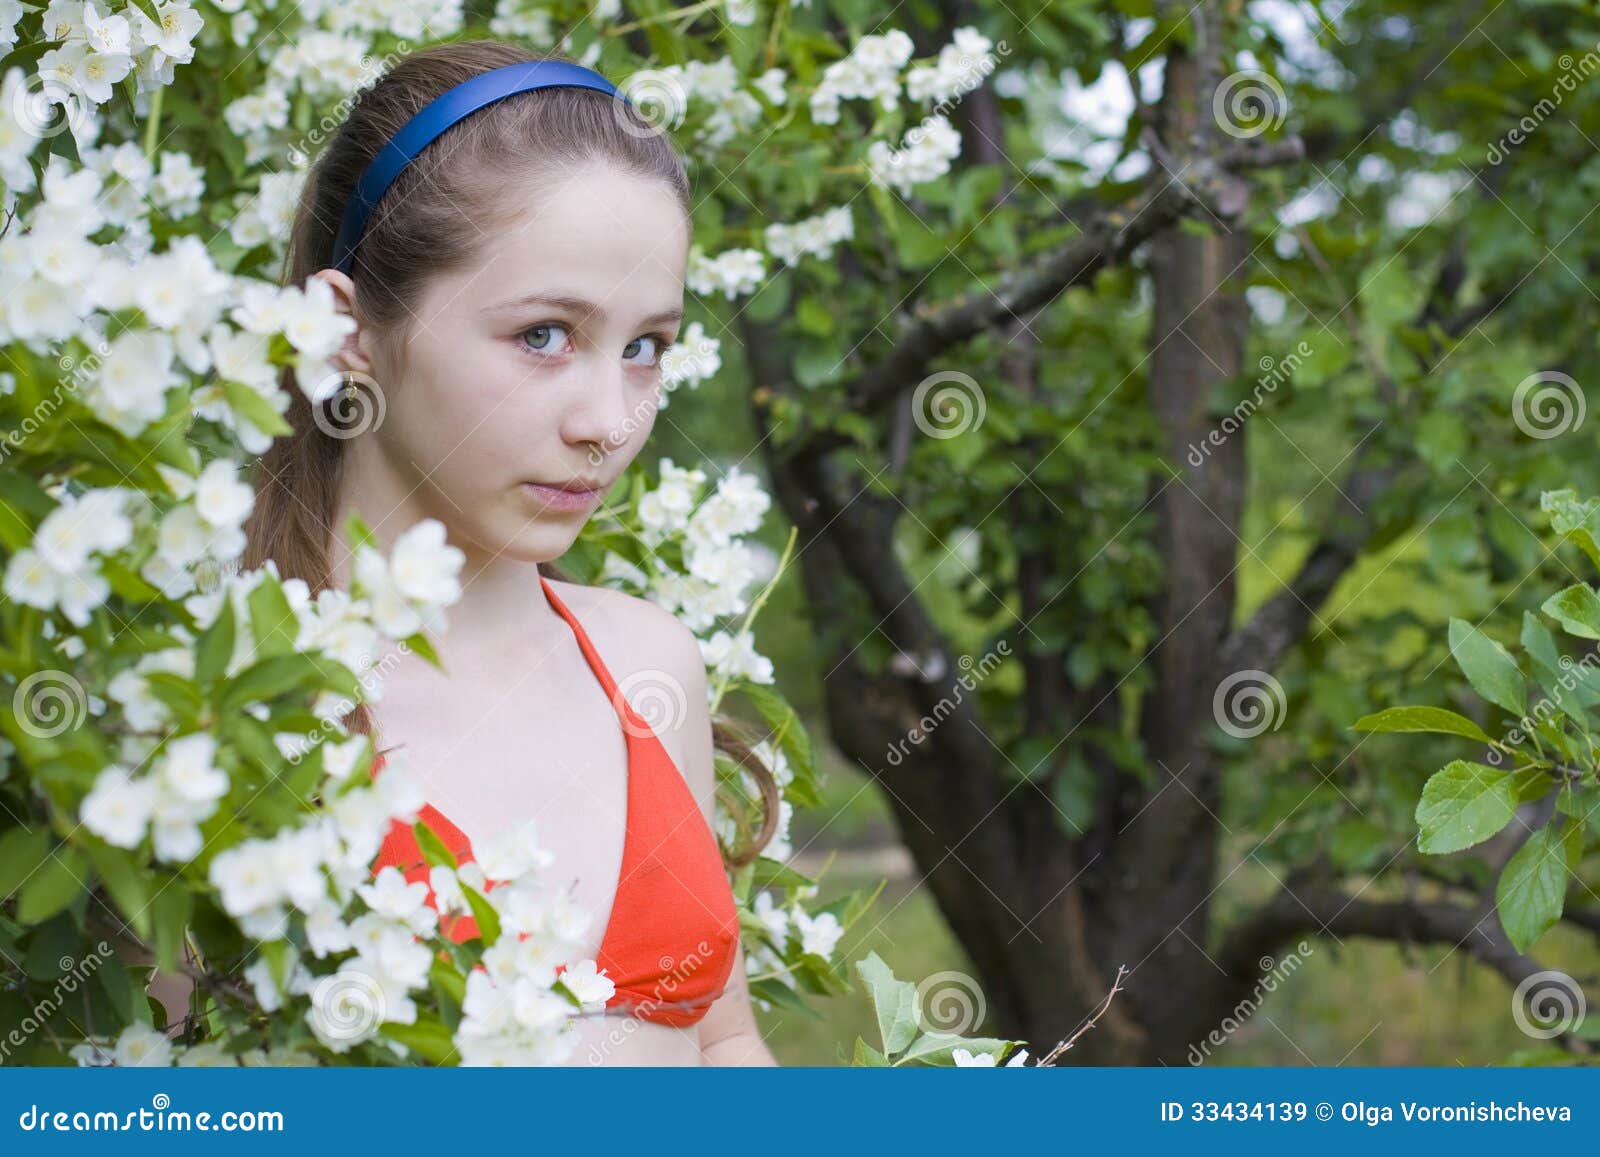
[1447,618,1526,715]
[853,950,920,1057]
[81,838,152,940]
[0,827,52,901]
[223,380,292,438]
[195,591,236,687]
[412,819,458,870]
[1495,821,1580,952]
[1540,583,1600,641]
[16,845,88,924]
[379,1016,457,1064]
[246,574,298,659]
[749,976,822,1019]
[896,1032,1020,1066]
[461,883,500,947]
[1351,705,1494,744]
[1415,760,1520,854]
[1540,488,1600,571]
[852,1037,889,1066]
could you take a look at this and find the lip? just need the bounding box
[521,479,606,512]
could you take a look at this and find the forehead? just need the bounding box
[443,163,688,318]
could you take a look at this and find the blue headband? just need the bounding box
[330,60,629,276]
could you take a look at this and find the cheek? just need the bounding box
[384,343,537,474]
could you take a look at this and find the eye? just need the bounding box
[625,333,675,368]
[515,322,571,358]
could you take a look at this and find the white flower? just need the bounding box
[83,1,132,56]
[32,488,134,572]
[155,733,228,803]
[209,839,282,916]
[952,1047,997,1066]
[867,115,964,195]
[356,865,430,921]
[794,910,843,959]
[559,959,616,1010]
[80,764,155,848]
[131,2,204,63]
[389,519,464,606]
[686,246,766,300]
[243,956,286,1013]
[113,1022,173,1067]
[193,458,254,529]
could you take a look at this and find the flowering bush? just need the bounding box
[0,0,1012,1066]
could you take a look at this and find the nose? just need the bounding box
[560,355,636,457]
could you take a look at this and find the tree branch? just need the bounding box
[1223,882,1594,1052]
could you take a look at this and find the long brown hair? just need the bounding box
[241,39,777,865]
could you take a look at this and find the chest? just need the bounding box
[367,642,634,957]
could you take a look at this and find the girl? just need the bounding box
[226,39,780,1065]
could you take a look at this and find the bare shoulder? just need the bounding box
[546,577,713,796]
[545,578,703,680]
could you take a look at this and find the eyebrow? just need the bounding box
[482,291,683,330]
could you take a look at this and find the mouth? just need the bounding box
[524,476,606,493]
[520,477,608,510]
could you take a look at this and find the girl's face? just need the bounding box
[324,161,688,565]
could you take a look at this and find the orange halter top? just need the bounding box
[367,575,740,1028]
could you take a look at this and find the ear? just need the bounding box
[310,268,376,379]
